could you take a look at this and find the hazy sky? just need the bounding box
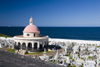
[0,0,100,27]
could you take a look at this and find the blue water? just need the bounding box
[0,27,100,41]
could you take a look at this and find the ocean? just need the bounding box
[0,27,100,41]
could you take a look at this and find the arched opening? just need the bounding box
[14,42,17,49]
[44,42,48,50]
[39,44,42,49]
[44,45,46,48]
[1,42,5,47]
[28,43,32,50]
[34,43,37,49]
[22,43,26,50]
[18,42,21,50]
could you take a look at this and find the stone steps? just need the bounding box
[18,50,26,55]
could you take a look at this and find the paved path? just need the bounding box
[0,50,63,67]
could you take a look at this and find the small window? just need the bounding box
[27,34,29,36]
[34,34,35,37]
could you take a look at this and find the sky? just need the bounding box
[0,0,100,27]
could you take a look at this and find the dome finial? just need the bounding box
[29,17,33,25]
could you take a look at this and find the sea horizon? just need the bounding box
[1,26,100,27]
[0,27,100,41]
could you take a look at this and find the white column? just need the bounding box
[32,42,34,50]
[37,42,40,49]
[20,42,22,50]
[39,42,42,49]
[43,42,45,48]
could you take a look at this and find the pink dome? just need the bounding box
[23,25,40,33]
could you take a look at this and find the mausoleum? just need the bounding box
[14,17,49,52]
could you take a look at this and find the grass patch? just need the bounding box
[87,49,89,52]
[68,65,76,67]
[0,33,11,37]
[81,57,85,61]
[88,56,93,59]
[79,65,83,67]
[7,49,15,53]
[26,51,52,55]
[67,53,71,57]
[81,57,84,59]
[73,59,75,61]
[46,51,52,53]
[70,57,73,59]
[97,46,100,47]
[78,54,80,58]
[50,61,57,64]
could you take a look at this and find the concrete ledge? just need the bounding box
[0,50,62,67]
